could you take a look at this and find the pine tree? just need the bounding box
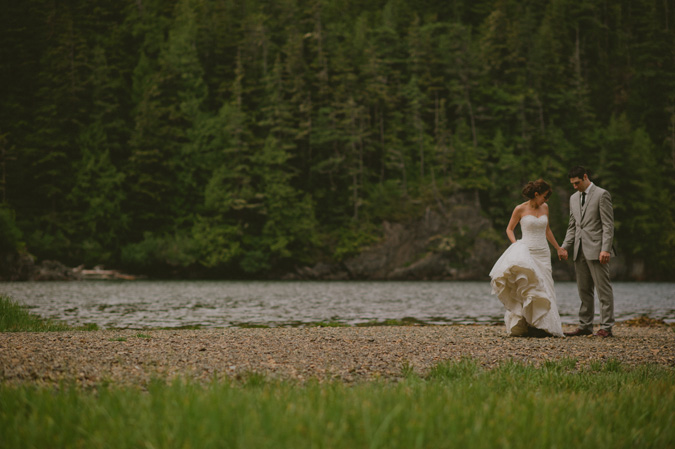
[126,0,207,239]
[598,114,671,277]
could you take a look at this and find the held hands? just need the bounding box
[557,247,568,261]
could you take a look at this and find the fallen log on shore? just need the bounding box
[74,266,139,280]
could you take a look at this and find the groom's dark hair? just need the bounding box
[568,166,589,179]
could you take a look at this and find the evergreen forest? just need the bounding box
[1,0,674,280]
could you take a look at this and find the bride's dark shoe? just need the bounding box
[564,328,592,337]
[527,326,552,338]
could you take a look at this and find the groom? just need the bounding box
[562,166,615,338]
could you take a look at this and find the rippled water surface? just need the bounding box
[1,281,673,329]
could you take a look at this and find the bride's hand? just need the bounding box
[557,247,568,260]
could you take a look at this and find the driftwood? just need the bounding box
[73,266,138,280]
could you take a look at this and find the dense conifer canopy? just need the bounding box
[1,0,673,279]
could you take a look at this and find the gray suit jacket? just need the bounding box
[562,185,615,261]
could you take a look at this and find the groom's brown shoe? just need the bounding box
[564,328,592,337]
[595,329,613,338]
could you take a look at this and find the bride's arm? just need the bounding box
[505,206,521,244]
[545,223,561,250]
[544,206,566,259]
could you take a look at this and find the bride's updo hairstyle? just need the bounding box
[522,179,551,199]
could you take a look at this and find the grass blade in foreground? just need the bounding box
[1,359,673,449]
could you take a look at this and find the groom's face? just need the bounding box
[569,174,590,192]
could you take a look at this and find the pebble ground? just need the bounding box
[1,323,673,386]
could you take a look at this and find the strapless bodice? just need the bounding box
[520,214,548,249]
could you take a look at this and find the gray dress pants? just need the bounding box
[574,244,615,331]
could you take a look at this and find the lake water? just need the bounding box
[1,281,673,329]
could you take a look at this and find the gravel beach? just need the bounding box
[1,323,673,386]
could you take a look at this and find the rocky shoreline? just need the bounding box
[1,187,663,282]
[1,323,672,387]
[0,193,656,281]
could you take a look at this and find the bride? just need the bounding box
[490,179,567,337]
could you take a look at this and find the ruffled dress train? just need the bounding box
[489,215,564,337]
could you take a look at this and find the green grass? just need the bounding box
[1,359,673,449]
[356,317,427,326]
[0,295,99,332]
[306,320,350,327]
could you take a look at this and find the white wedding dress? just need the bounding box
[489,215,564,337]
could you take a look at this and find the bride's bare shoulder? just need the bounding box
[514,202,529,212]
[510,202,527,219]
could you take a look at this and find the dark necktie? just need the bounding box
[581,192,586,207]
